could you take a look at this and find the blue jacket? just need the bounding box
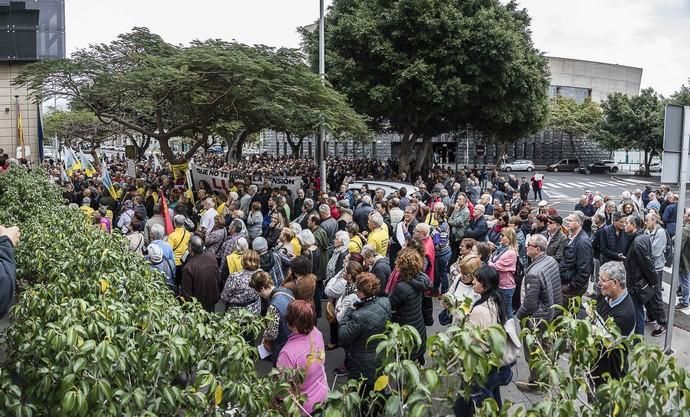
[465,216,488,242]
[268,287,294,365]
[663,202,678,236]
[0,236,16,319]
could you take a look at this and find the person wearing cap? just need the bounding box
[536,200,548,216]
[116,200,135,234]
[147,243,176,293]
[545,215,568,263]
[641,185,653,209]
[252,237,285,287]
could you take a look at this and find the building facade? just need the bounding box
[0,0,65,163]
[257,56,643,167]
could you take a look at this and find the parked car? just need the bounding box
[208,145,224,154]
[640,160,662,173]
[500,159,535,172]
[348,181,419,199]
[582,160,619,174]
[547,158,580,172]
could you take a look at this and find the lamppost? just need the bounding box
[317,0,327,192]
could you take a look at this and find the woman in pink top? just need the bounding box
[277,300,328,415]
[488,227,518,318]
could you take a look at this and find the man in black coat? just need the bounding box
[559,210,593,308]
[0,225,20,319]
[624,214,667,337]
[354,195,375,234]
[180,235,220,313]
[592,261,636,388]
[600,212,630,264]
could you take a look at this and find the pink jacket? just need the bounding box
[489,248,517,289]
[277,327,328,415]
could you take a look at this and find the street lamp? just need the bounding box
[317,0,327,192]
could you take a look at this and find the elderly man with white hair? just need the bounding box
[319,203,338,244]
[464,204,488,242]
[367,211,389,257]
[199,197,218,233]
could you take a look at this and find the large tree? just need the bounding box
[301,0,549,174]
[596,88,664,174]
[547,96,602,158]
[43,109,122,166]
[669,81,690,106]
[15,28,369,164]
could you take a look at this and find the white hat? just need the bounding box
[538,200,548,207]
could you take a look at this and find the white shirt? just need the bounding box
[200,207,218,231]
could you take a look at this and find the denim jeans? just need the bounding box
[453,365,513,416]
[680,272,690,305]
[435,248,452,293]
[499,287,515,319]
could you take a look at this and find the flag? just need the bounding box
[159,191,174,235]
[37,103,44,161]
[16,98,24,157]
[59,164,68,183]
[64,148,81,176]
[152,153,161,172]
[79,150,96,177]
[100,162,116,199]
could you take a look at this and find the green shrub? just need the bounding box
[0,167,299,416]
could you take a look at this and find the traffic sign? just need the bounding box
[475,144,486,156]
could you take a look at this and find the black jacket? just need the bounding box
[0,236,16,319]
[600,224,630,263]
[370,257,391,295]
[339,296,392,384]
[354,203,375,233]
[624,231,657,289]
[559,230,593,291]
[389,272,431,361]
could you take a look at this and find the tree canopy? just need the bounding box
[301,0,550,173]
[547,96,602,158]
[596,88,664,173]
[15,28,370,163]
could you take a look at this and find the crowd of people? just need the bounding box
[7,150,687,415]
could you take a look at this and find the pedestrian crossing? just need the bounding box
[542,177,653,191]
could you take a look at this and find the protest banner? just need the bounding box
[190,164,302,195]
[170,162,189,181]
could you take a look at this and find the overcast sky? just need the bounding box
[65,0,690,97]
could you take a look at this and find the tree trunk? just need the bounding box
[127,134,150,161]
[158,137,182,164]
[397,131,417,175]
[285,132,304,158]
[90,146,101,170]
[226,130,249,163]
[415,136,434,174]
[643,149,652,177]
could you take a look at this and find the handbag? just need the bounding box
[501,318,521,367]
[632,279,655,304]
[438,308,452,326]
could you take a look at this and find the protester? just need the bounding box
[221,250,262,316]
[0,225,20,319]
[338,273,391,401]
[453,266,513,416]
[276,300,328,415]
[250,270,295,365]
[180,235,220,312]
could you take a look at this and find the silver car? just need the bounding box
[500,159,535,172]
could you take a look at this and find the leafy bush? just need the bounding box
[0,167,300,416]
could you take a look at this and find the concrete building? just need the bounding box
[257,56,643,168]
[0,0,65,163]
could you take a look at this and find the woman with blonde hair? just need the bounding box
[488,227,518,318]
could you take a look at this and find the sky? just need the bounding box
[65,0,690,97]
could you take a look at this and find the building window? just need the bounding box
[548,85,592,104]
